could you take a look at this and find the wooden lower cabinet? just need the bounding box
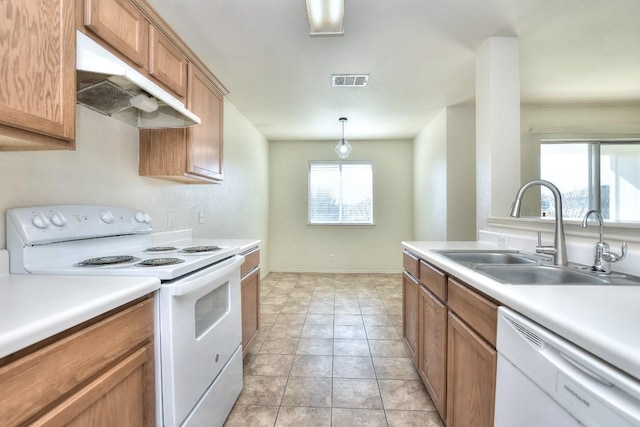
[402,271,420,362]
[241,247,260,358]
[418,285,448,419]
[446,312,497,427]
[0,296,155,427]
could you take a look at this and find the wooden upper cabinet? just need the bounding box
[187,63,224,181]
[0,0,75,150]
[83,0,148,68]
[149,27,187,99]
[138,64,224,184]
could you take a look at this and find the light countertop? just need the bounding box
[0,250,160,358]
[402,241,640,381]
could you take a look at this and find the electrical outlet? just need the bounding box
[330,254,335,262]
[167,212,175,228]
[199,211,205,224]
[497,235,509,247]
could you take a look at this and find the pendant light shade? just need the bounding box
[335,117,352,159]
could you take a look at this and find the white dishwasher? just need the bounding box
[495,307,640,427]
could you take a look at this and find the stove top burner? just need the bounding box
[137,258,185,267]
[75,255,140,267]
[145,246,178,252]
[180,246,223,253]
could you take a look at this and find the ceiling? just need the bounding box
[148,0,640,141]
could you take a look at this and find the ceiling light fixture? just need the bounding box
[335,117,352,159]
[306,0,344,36]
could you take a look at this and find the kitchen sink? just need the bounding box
[436,250,640,286]
[437,251,539,265]
[473,264,610,285]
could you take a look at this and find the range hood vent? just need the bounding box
[76,31,201,129]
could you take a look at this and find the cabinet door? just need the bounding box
[186,64,224,181]
[84,0,148,67]
[34,344,155,426]
[241,267,260,358]
[0,0,75,147]
[149,26,187,99]
[418,286,447,420]
[447,312,496,427]
[402,271,419,362]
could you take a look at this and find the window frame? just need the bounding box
[540,138,640,220]
[307,160,374,226]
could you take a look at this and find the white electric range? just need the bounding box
[6,204,244,427]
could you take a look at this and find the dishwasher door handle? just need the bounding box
[559,352,614,387]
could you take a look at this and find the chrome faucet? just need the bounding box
[581,209,627,274]
[510,180,568,266]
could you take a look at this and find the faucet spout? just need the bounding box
[581,209,605,244]
[510,179,568,266]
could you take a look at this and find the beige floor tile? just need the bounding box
[386,410,444,426]
[280,304,309,314]
[274,313,307,325]
[297,338,334,355]
[362,314,393,326]
[334,324,367,339]
[378,379,435,411]
[305,313,335,324]
[331,408,387,427]
[368,339,409,357]
[247,354,294,376]
[308,304,335,314]
[261,296,288,305]
[365,325,401,340]
[332,378,383,409]
[267,323,304,338]
[281,377,332,407]
[334,305,361,315]
[301,324,334,339]
[236,375,288,405]
[360,306,389,315]
[224,404,279,427]
[333,356,376,379]
[290,355,333,377]
[372,357,420,380]
[275,407,332,427]
[333,339,371,356]
[260,313,279,326]
[334,314,364,325]
[258,337,299,355]
[261,304,284,314]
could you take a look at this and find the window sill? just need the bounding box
[306,223,375,228]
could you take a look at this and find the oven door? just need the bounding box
[158,254,244,427]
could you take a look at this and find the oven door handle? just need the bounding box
[170,255,245,296]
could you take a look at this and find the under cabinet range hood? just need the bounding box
[76,31,201,129]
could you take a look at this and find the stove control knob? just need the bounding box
[32,213,50,229]
[50,211,66,227]
[101,211,115,224]
[135,212,146,223]
[143,213,152,223]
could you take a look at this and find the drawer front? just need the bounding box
[0,297,154,426]
[403,250,420,279]
[241,247,260,278]
[447,278,497,346]
[420,260,446,301]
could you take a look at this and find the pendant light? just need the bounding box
[335,117,352,159]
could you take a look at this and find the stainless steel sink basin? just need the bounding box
[437,251,539,265]
[474,265,612,285]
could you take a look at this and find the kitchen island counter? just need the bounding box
[403,241,640,382]
[0,250,160,359]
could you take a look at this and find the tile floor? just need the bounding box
[224,272,445,427]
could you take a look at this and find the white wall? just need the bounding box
[0,100,271,273]
[413,106,476,241]
[269,139,413,273]
[414,110,447,240]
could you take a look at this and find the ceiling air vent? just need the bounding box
[332,74,369,87]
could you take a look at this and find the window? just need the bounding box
[540,140,640,220]
[308,161,373,225]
